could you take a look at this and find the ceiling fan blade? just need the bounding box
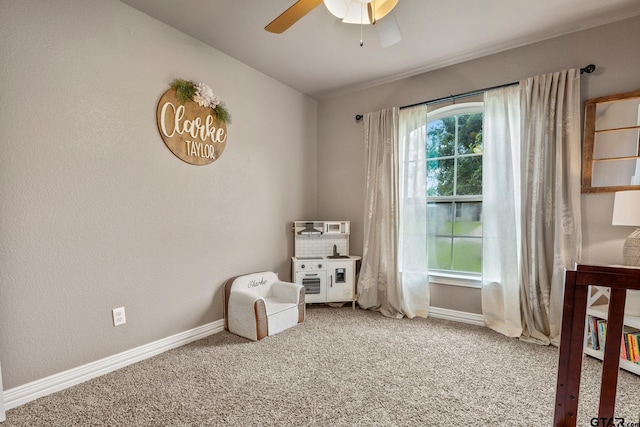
[373,11,402,48]
[367,0,399,23]
[265,0,324,34]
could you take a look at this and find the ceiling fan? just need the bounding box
[265,0,402,47]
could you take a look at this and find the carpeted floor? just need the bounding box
[3,305,640,426]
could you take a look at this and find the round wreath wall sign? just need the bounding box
[156,79,231,165]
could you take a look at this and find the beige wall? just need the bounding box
[317,16,640,314]
[2,0,639,396]
[0,0,317,389]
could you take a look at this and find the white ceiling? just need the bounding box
[119,0,640,99]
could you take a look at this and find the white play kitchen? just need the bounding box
[291,221,360,308]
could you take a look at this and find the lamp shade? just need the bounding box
[612,190,640,226]
[612,190,640,315]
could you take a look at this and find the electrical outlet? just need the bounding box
[112,307,126,326]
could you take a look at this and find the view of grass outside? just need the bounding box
[427,109,483,274]
[428,202,482,273]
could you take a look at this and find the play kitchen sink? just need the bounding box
[327,244,349,258]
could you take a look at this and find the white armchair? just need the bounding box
[223,271,305,340]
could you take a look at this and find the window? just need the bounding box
[426,103,483,277]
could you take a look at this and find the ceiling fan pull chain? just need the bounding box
[360,2,364,46]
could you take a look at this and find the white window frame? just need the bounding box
[426,102,484,288]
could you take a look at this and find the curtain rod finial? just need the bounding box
[581,64,596,74]
[355,114,363,122]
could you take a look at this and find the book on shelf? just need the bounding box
[586,315,640,365]
[588,315,600,350]
[597,318,607,349]
[629,331,640,364]
[623,327,634,363]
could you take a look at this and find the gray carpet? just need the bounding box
[4,306,640,426]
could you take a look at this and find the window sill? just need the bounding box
[428,270,482,288]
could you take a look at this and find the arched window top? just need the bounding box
[427,102,484,122]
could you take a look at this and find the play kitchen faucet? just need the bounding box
[329,244,348,258]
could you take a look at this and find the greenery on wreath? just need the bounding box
[170,79,232,124]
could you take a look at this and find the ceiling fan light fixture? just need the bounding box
[324,0,379,24]
[323,0,349,19]
[324,0,398,25]
[342,2,371,24]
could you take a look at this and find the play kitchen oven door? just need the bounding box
[294,269,326,303]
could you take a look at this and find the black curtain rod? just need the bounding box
[354,64,596,122]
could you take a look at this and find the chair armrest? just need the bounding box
[227,289,267,341]
[228,289,263,308]
[270,281,303,303]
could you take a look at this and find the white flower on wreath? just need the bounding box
[193,82,220,108]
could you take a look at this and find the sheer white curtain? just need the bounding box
[482,69,582,345]
[398,105,430,318]
[482,85,523,337]
[358,107,403,318]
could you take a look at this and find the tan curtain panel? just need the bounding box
[482,69,582,345]
[358,107,404,318]
[519,69,582,346]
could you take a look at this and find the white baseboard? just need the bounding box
[2,319,224,412]
[428,306,485,326]
[0,363,5,422]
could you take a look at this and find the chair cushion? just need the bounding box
[264,298,296,316]
[266,304,300,336]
